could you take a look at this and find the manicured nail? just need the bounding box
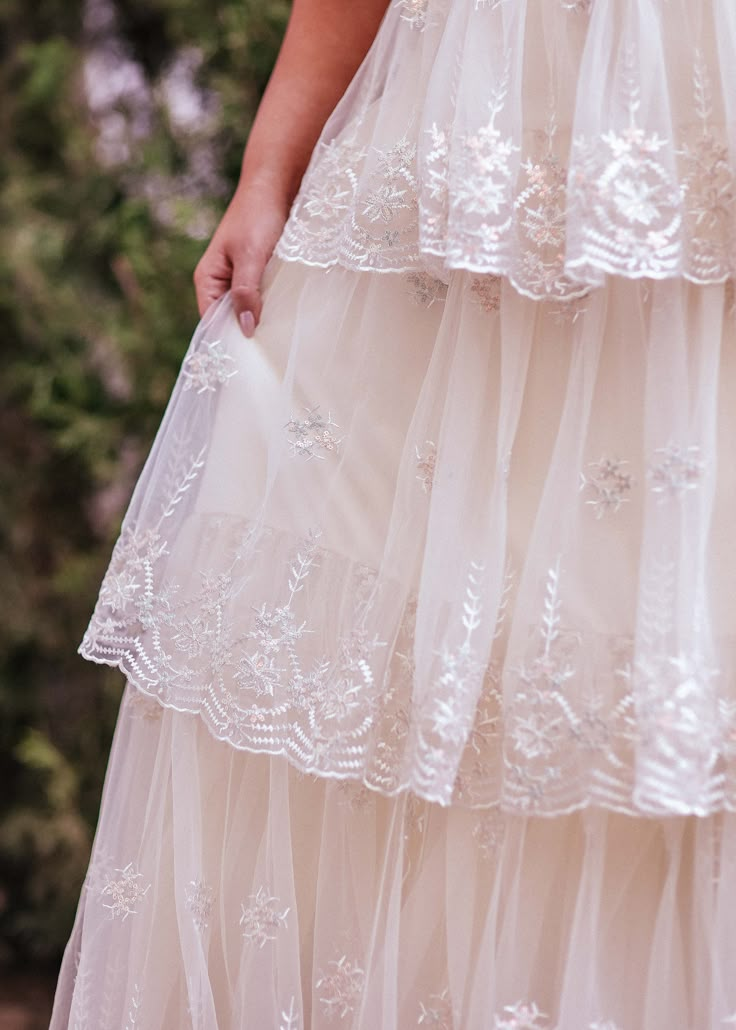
[239,310,256,338]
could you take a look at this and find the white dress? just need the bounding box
[51,1,736,1027]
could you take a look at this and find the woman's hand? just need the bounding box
[192,0,390,336]
[193,182,290,337]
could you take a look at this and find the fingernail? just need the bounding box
[239,310,256,338]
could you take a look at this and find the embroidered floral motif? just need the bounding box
[316,956,366,1019]
[363,138,417,225]
[182,339,237,394]
[514,115,577,296]
[186,879,214,931]
[416,441,437,493]
[303,136,367,223]
[405,270,448,307]
[647,443,704,500]
[240,886,290,948]
[436,63,519,269]
[680,54,736,282]
[100,568,141,613]
[417,986,454,1027]
[99,863,150,920]
[456,112,514,225]
[568,45,682,280]
[408,563,492,803]
[278,32,736,294]
[561,0,592,11]
[82,353,728,824]
[580,457,633,518]
[503,562,588,808]
[470,275,502,313]
[428,563,486,747]
[285,407,342,460]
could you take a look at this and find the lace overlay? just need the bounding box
[55,706,736,1029]
[276,0,736,296]
[76,266,736,817]
[54,5,736,1029]
[81,509,736,816]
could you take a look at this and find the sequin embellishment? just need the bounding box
[286,407,342,459]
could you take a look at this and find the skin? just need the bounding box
[194,0,391,336]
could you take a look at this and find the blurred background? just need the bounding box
[0,0,287,1023]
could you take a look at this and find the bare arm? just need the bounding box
[194,0,390,334]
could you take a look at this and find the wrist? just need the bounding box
[238,150,309,211]
[232,171,295,217]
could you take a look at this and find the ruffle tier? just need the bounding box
[50,691,736,1030]
[80,257,736,817]
[276,0,736,297]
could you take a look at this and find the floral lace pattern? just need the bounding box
[81,483,735,815]
[277,6,736,295]
[580,458,633,519]
[240,886,291,947]
[77,313,732,817]
[99,863,151,920]
[186,879,214,931]
[567,47,682,282]
[286,407,342,460]
[77,245,734,819]
[315,956,365,1019]
[182,338,238,394]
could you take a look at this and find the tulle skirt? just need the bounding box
[77,258,736,817]
[50,247,736,1027]
[48,2,736,1023]
[50,686,736,1030]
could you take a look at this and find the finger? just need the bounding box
[230,246,270,338]
[193,249,232,317]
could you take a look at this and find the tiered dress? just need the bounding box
[51,1,736,1027]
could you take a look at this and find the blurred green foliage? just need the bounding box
[0,0,288,965]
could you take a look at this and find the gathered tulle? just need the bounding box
[79,258,736,817]
[276,0,736,296]
[50,690,736,1030]
[51,4,736,1025]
